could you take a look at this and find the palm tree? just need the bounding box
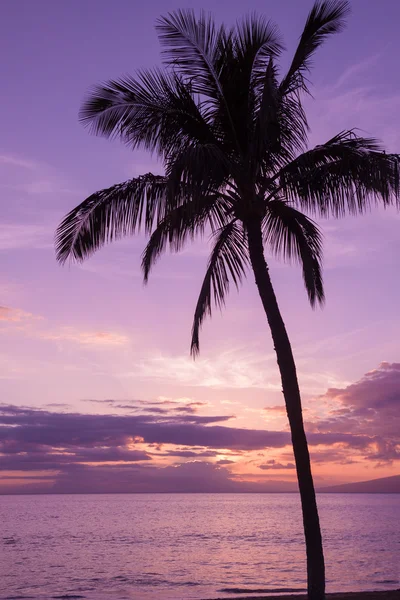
[55,1,400,598]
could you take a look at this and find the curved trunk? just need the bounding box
[246,218,325,600]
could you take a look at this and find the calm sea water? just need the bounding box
[1,493,399,600]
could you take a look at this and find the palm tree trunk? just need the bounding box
[246,217,325,600]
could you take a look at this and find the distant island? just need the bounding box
[318,474,400,494]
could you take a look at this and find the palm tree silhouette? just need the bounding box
[55,2,400,598]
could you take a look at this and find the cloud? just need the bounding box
[331,53,383,92]
[0,446,151,471]
[0,152,82,197]
[161,450,219,458]
[41,328,130,347]
[129,351,280,390]
[5,357,399,492]
[0,403,300,494]
[0,312,130,349]
[0,403,375,457]
[0,223,51,251]
[0,457,299,495]
[83,397,208,415]
[258,460,296,471]
[0,395,389,493]
[308,58,400,151]
[51,461,239,494]
[308,363,400,464]
[0,306,38,323]
[0,153,80,254]
[125,353,346,395]
[0,154,38,170]
[264,405,286,413]
[48,461,298,495]
[309,449,359,466]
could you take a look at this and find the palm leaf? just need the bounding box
[263,200,324,306]
[253,59,287,168]
[191,221,248,355]
[80,69,216,159]
[141,195,231,282]
[280,0,350,95]
[156,9,228,101]
[255,90,309,181]
[55,174,169,264]
[253,64,310,178]
[279,132,400,217]
[157,10,247,157]
[209,17,283,158]
[235,13,283,96]
[165,142,231,196]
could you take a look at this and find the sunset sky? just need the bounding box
[1,0,399,494]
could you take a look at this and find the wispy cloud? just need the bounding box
[0,154,39,170]
[77,259,194,282]
[0,151,82,201]
[331,52,383,92]
[0,281,21,305]
[0,223,52,251]
[41,328,130,347]
[0,306,39,323]
[0,152,82,256]
[0,305,130,348]
[126,350,281,390]
[309,55,400,150]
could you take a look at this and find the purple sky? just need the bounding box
[1,0,400,493]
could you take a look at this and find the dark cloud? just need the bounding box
[308,362,400,464]
[258,460,296,470]
[0,392,390,494]
[0,404,371,455]
[161,450,219,458]
[52,461,238,494]
[83,398,207,416]
[0,405,236,449]
[310,449,359,466]
[113,405,200,415]
[171,406,197,414]
[0,446,151,471]
[2,461,298,495]
[84,398,116,405]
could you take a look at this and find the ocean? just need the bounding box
[1,493,399,599]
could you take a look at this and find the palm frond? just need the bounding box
[156,9,228,100]
[165,142,231,196]
[279,131,400,217]
[255,58,279,144]
[157,10,249,157]
[253,63,310,176]
[253,59,287,168]
[226,17,283,159]
[273,94,309,162]
[234,13,283,103]
[280,0,350,95]
[255,90,309,179]
[263,200,324,306]
[235,13,283,62]
[141,195,232,282]
[55,174,169,264]
[191,221,248,355]
[80,69,216,158]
